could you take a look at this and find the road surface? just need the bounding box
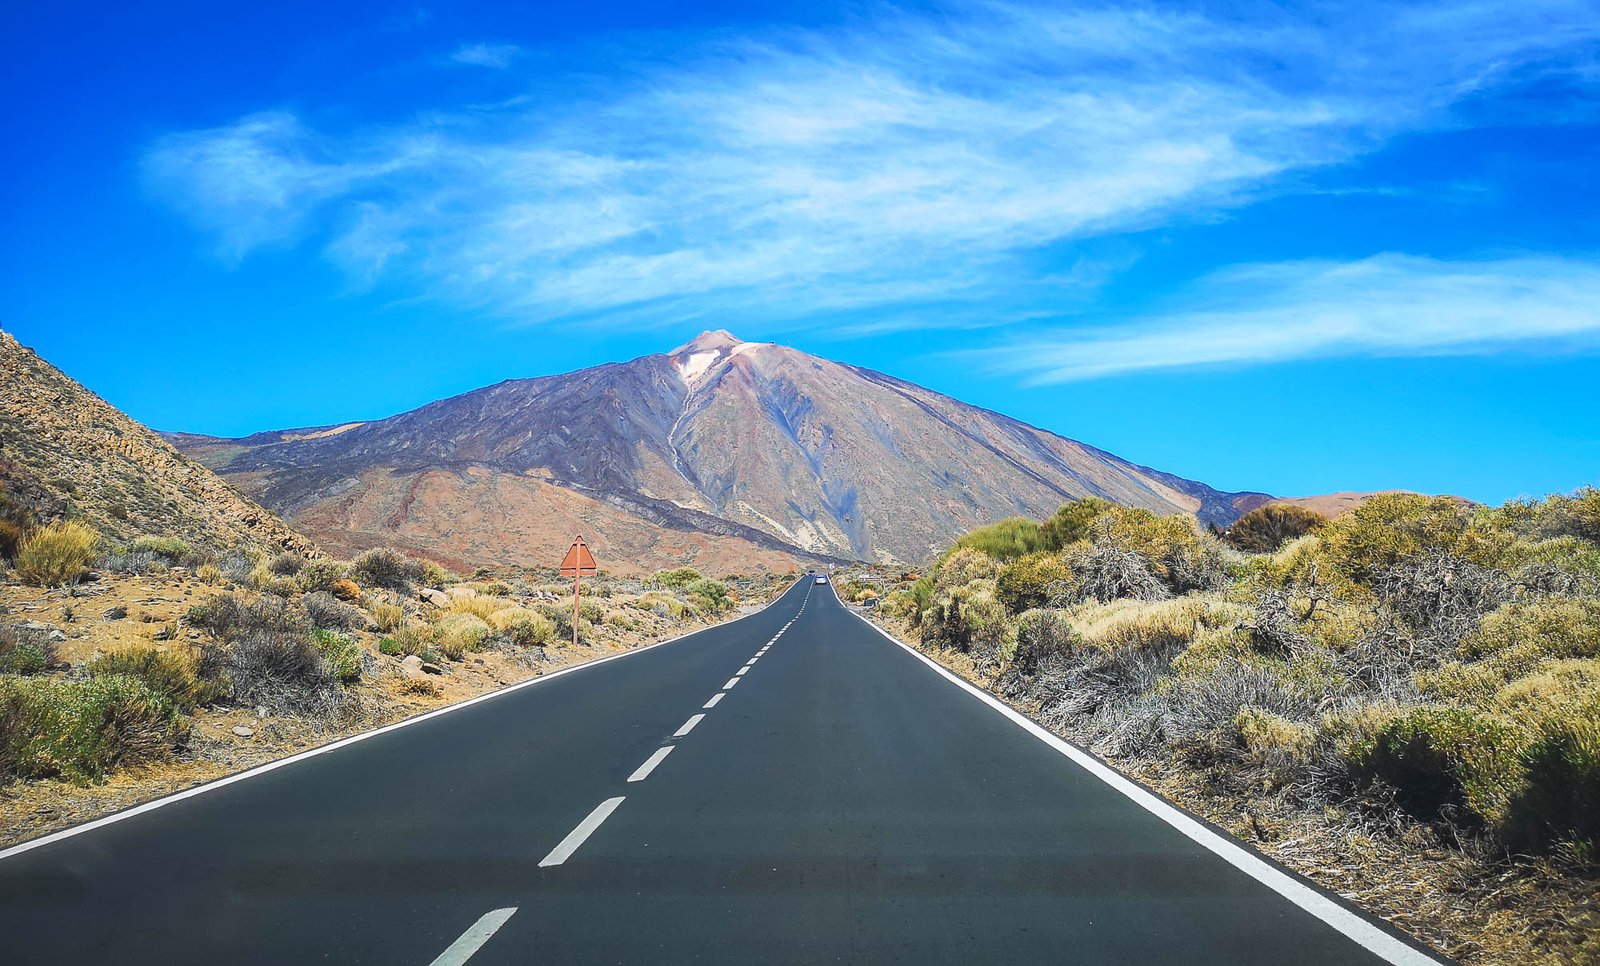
[0,578,1445,964]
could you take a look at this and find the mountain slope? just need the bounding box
[0,330,313,557]
[173,331,1266,568]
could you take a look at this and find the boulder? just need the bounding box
[400,655,424,677]
[231,726,255,738]
[419,588,450,608]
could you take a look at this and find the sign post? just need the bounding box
[558,535,598,648]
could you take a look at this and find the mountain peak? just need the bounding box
[671,329,744,356]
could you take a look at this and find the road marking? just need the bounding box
[723,677,740,689]
[429,908,517,966]
[703,692,725,709]
[627,747,675,783]
[838,587,1448,966]
[734,666,750,676]
[744,658,758,667]
[539,797,626,867]
[0,575,810,864]
[673,714,705,737]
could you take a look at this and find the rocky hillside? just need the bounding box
[0,330,312,557]
[173,331,1265,569]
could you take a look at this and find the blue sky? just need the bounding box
[3,0,1597,503]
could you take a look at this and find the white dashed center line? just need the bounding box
[734,666,750,677]
[627,747,674,783]
[673,714,705,738]
[539,797,626,868]
[429,908,518,966]
[703,692,725,709]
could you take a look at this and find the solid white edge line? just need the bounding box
[672,713,705,737]
[0,577,810,864]
[703,692,725,709]
[833,587,1447,966]
[539,796,626,867]
[429,907,518,966]
[723,677,740,689]
[627,746,675,783]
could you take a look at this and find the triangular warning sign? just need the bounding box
[559,536,598,576]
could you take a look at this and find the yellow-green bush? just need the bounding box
[996,551,1073,614]
[1318,494,1472,583]
[948,517,1048,562]
[1234,706,1314,760]
[380,623,435,658]
[297,559,349,594]
[1462,596,1600,661]
[15,520,99,587]
[1042,497,1113,549]
[436,614,491,659]
[88,645,212,712]
[310,629,363,682]
[447,595,504,621]
[0,674,189,783]
[1503,701,1600,853]
[1346,705,1520,826]
[129,535,195,564]
[1009,608,1079,676]
[367,601,405,633]
[489,607,555,647]
[934,547,999,592]
[1075,597,1216,653]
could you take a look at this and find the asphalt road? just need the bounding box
[0,577,1445,964]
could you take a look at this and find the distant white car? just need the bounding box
[815,576,829,585]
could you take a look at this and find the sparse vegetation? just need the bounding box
[872,488,1600,962]
[0,674,188,783]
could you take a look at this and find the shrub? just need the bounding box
[0,625,54,675]
[329,578,362,602]
[1347,705,1519,826]
[225,631,333,706]
[652,567,704,589]
[384,624,435,657]
[268,551,305,576]
[196,563,222,584]
[188,593,308,640]
[437,614,491,658]
[310,629,363,682]
[950,517,1048,562]
[687,578,730,612]
[492,608,554,647]
[1503,706,1600,853]
[996,552,1073,614]
[1010,609,1079,676]
[1226,504,1328,553]
[1042,497,1113,550]
[297,559,349,594]
[0,518,28,561]
[1165,534,1230,594]
[88,645,213,712]
[1063,541,1167,603]
[302,592,368,631]
[367,601,405,633]
[260,576,300,598]
[129,535,195,565]
[350,548,421,590]
[97,549,162,575]
[15,520,98,587]
[0,674,189,783]
[1463,596,1600,661]
[448,595,503,621]
[1319,494,1473,584]
[1083,597,1210,653]
[922,583,1009,657]
[934,547,998,591]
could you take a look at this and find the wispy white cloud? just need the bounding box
[450,42,523,69]
[977,254,1600,382]
[143,1,1600,321]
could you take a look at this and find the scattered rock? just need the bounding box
[18,621,67,642]
[103,606,128,621]
[421,662,444,675]
[231,726,255,738]
[400,655,424,677]
[255,706,268,719]
[419,588,450,608]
